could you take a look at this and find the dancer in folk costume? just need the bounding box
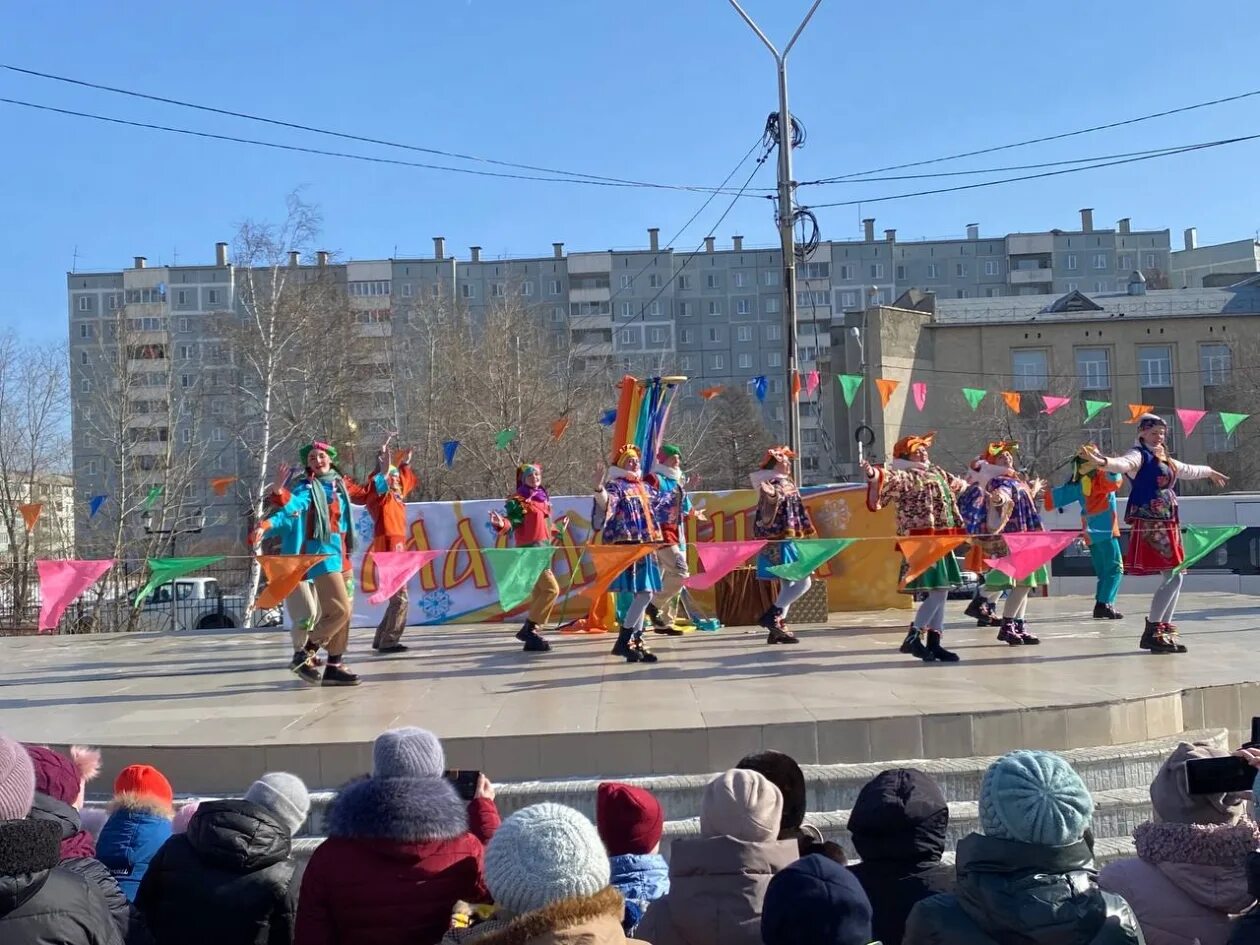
[489,463,566,653]
[358,437,420,654]
[642,444,706,635]
[250,440,361,686]
[1082,414,1228,654]
[958,455,1001,628]
[751,446,815,645]
[863,432,968,663]
[592,445,679,664]
[1045,446,1126,620]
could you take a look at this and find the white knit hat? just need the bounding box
[483,803,610,915]
[700,768,784,842]
[245,772,310,834]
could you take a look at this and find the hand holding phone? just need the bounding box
[1185,755,1256,795]
[443,769,482,802]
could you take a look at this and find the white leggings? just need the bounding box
[775,577,812,617]
[1001,586,1032,621]
[913,589,949,631]
[623,591,653,633]
[1148,570,1184,624]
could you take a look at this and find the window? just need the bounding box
[1066,282,1078,291]
[619,329,638,345]
[648,301,661,316]
[680,329,695,344]
[985,260,999,276]
[432,283,442,298]
[551,306,565,323]
[177,344,194,359]
[677,275,692,290]
[521,281,534,297]
[802,262,829,279]
[771,406,784,421]
[108,294,119,311]
[86,460,97,475]
[870,263,884,279]
[985,287,1002,297]
[896,265,906,281]
[1200,343,1231,386]
[763,270,779,286]
[1095,281,1107,293]
[764,297,780,314]
[734,272,746,287]
[176,289,188,305]
[679,355,694,371]
[926,264,938,279]
[1075,347,1110,390]
[707,300,721,315]
[620,275,632,289]
[1012,349,1049,391]
[769,379,784,394]
[839,291,858,308]
[765,325,781,341]
[648,274,661,289]
[802,429,819,445]
[180,428,192,444]
[211,428,226,443]
[706,273,720,289]
[1065,254,1078,271]
[1204,415,1237,453]
[1138,345,1172,387]
[768,352,782,367]
[1119,255,1132,271]
[736,326,753,342]
[736,298,751,315]
[78,323,90,339]
[550,279,562,295]
[400,282,413,298]
[207,289,220,305]
[707,327,721,342]
[678,302,692,317]
[461,283,475,299]
[491,282,505,297]
[738,353,754,369]
[956,290,968,299]
[839,264,854,280]
[620,302,633,318]
[956,263,967,277]
[1092,253,1108,270]
[77,296,90,312]
[79,350,88,365]
[180,374,193,388]
[711,354,725,370]
[1145,253,1157,269]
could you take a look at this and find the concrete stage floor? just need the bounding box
[2,593,1256,793]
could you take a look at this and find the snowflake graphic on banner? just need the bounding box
[354,509,375,545]
[420,590,452,621]
[813,499,852,533]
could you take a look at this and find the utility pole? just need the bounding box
[728,0,823,483]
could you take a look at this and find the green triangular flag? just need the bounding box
[134,555,226,605]
[1175,525,1244,573]
[962,388,987,411]
[1220,412,1250,435]
[767,538,857,582]
[494,428,517,450]
[142,485,163,510]
[836,374,863,408]
[483,546,556,612]
[1083,400,1111,421]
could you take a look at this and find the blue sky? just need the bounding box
[3,0,1258,341]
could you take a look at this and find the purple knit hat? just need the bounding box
[26,745,100,806]
[0,733,36,821]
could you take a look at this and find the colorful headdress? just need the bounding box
[760,446,796,470]
[892,432,935,460]
[1137,413,1167,431]
[983,440,1019,460]
[516,463,541,483]
[299,440,338,465]
[614,444,641,467]
[659,444,682,461]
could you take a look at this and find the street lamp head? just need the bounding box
[193,508,206,531]
[140,509,153,532]
[848,326,861,339]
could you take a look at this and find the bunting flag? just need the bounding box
[684,540,768,590]
[751,375,768,402]
[135,555,225,605]
[550,417,570,440]
[367,550,445,605]
[805,370,820,397]
[1084,399,1111,421]
[142,485,163,510]
[88,495,107,518]
[1220,412,1251,435]
[768,538,857,582]
[837,374,864,408]
[1125,404,1154,423]
[598,408,617,426]
[984,531,1079,582]
[896,534,969,588]
[875,378,899,409]
[912,381,927,411]
[1001,391,1021,414]
[1176,525,1244,573]
[37,559,115,632]
[254,554,326,609]
[209,476,237,497]
[791,373,802,402]
[494,428,517,450]
[442,440,459,468]
[484,546,558,612]
[1175,408,1208,438]
[577,545,658,604]
[700,385,725,400]
[18,503,42,532]
[962,387,987,411]
[1041,395,1071,415]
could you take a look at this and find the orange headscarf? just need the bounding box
[893,432,935,460]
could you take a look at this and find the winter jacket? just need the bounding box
[1099,819,1260,945]
[634,835,798,945]
[847,768,954,945]
[1227,851,1260,945]
[608,853,670,935]
[294,775,500,945]
[904,833,1144,945]
[135,799,300,945]
[0,816,123,945]
[441,887,648,945]
[27,791,142,944]
[96,797,174,903]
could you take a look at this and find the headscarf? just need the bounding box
[658,444,682,462]
[892,432,935,460]
[514,464,548,504]
[299,439,338,466]
[1138,413,1167,432]
[760,446,796,471]
[983,440,1018,460]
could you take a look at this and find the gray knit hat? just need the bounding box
[373,727,444,779]
[484,803,610,915]
[701,768,784,842]
[245,772,310,834]
[0,733,36,821]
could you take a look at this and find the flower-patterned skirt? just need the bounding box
[1125,518,1184,575]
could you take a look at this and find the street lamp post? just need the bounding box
[727,0,824,484]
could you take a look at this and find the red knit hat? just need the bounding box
[113,764,173,805]
[596,782,664,856]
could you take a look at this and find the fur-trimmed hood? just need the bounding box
[446,887,643,945]
[106,792,174,819]
[328,775,470,843]
[1133,818,1260,913]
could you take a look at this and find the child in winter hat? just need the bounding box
[112,764,175,810]
[244,772,311,835]
[700,768,784,842]
[98,762,176,902]
[761,854,874,945]
[979,749,1094,846]
[25,744,100,811]
[0,732,36,821]
[598,783,669,934]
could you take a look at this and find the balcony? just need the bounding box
[573,340,613,357]
[569,286,612,304]
[1006,234,1054,256]
[569,314,612,331]
[1009,268,1054,286]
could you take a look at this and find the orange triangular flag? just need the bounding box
[896,534,969,588]
[210,476,238,497]
[875,378,899,409]
[578,545,658,605]
[551,416,571,440]
[791,373,802,402]
[700,385,725,400]
[255,554,326,609]
[1001,391,1021,414]
[1125,404,1155,424]
[18,503,42,531]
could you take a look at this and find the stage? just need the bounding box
[2,592,1257,793]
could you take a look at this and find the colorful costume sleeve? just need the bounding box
[273,480,314,518]
[1047,480,1084,512]
[344,477,372,504]
[399,465,418,497]
[865,466,910,512]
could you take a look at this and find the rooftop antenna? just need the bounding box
[71,245,79,273]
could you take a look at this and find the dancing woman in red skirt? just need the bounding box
[1083,414,1228,654]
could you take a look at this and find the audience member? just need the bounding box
[294,727,500,945]
[904,749,1143,944]
[136,772,310,945]
[97,764,175,903]
[737,749,847,863]
[1226,752,1260,945]
[0,732,122,945]
[443,802,647,944]
[172,800,201,834]
[1099,741,1258,945]
[635,768,797,945]
[761,854,874,945]
[597,782,669,935]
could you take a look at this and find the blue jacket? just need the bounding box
[1048,471,1122,541]
[609,852,670,934]
[96,804,173,903]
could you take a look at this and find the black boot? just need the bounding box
[611,627,639,661]
[1014,618,1040,645]
[758,606,784,632]
[1152,622,1187,654]
[1093,602,1124,619]
[632,631,659,663]
[516,620,551,652]
[925,630,960,662]
[321,662,361,687]
[997,618,1024,645]
[900,626,929,659]
[648,602,684,635]
[963,596,987,620]
[289,648,322,685]
[1140,619,1158,650]
[767,624,800,644]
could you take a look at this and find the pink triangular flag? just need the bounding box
[912,381,927,411]
[1041,395,1071,415]
[37,559,115,632]
[805,370,820,397]
[1176,407,1208,438]
[367,550,443,604]
[984,532,1079,583]
[684,540,768,591]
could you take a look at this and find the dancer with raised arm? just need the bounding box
[863,432,968,662]
[642,444,706,635]
[1045,447,1126,620]
[489,463,566,653]
[358,436,420,654]
[751,447,815,645]
[1082,414,1229,654]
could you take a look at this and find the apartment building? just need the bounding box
[1170,227,1260,288]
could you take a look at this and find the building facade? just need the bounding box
[1170,227,1260,288]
